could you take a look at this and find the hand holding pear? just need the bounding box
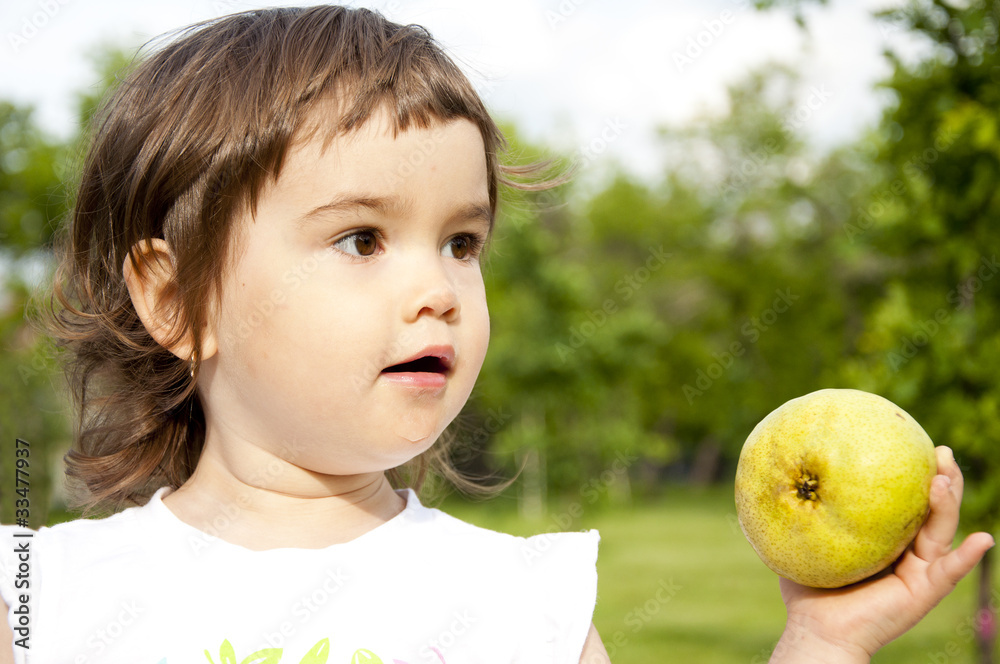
[735,388,936,588]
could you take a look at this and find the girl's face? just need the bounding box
[200,109,491,478]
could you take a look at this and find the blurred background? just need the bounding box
[1,0,998,662]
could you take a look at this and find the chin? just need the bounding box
[320,443,442,478]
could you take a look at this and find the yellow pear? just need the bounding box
[734,388,937,588]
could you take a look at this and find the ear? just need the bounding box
[122,238,218,363]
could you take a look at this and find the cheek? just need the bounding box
[463,277,491,369]
[476,297,490,357]
[213,249,336,376]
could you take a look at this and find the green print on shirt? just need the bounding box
[201,639,389,664]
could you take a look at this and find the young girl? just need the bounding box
[0,5,992,663]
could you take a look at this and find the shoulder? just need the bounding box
[2,497,147,556]
[400,491,600,574]
[0,493,155,598]
[0,504,149,662]
[397,493,601,663]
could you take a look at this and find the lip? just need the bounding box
[379,345,455,389]
[378,371,448,389]
[383,345,455,374]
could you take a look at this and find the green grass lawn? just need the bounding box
[443,486,996,664]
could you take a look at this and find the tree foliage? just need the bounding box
[0,49,132,526]
[1,2,998,545]
[833,0,1000,531]
[0,100,72,527]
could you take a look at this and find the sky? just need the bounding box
[0,0,918,181]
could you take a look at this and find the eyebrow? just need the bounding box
[296,194,494,230]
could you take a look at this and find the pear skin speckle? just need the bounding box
[734,389,937,588]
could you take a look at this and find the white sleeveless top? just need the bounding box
[0,488,599,664]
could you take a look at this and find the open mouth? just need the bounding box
[382,356,450,374]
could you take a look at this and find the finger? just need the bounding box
[926,532,995,593]
[935,446,964,501]
[912,474,959,562]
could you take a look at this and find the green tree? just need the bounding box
[834,1,1000,660]
[471,136,674,515]
[0,100,73,527]
[0,46,134,526]
[591,67,877,484]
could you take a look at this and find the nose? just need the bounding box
[402,256,461,323]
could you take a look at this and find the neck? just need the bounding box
[161,437,407,550]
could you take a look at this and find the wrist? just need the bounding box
[770,618,871,664]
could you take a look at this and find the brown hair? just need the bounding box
[48,5,551,511]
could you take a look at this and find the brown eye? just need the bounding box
[448,235,470,260]
[443,234,484,261]
[334,230,379,257]
[352,232,377,255]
